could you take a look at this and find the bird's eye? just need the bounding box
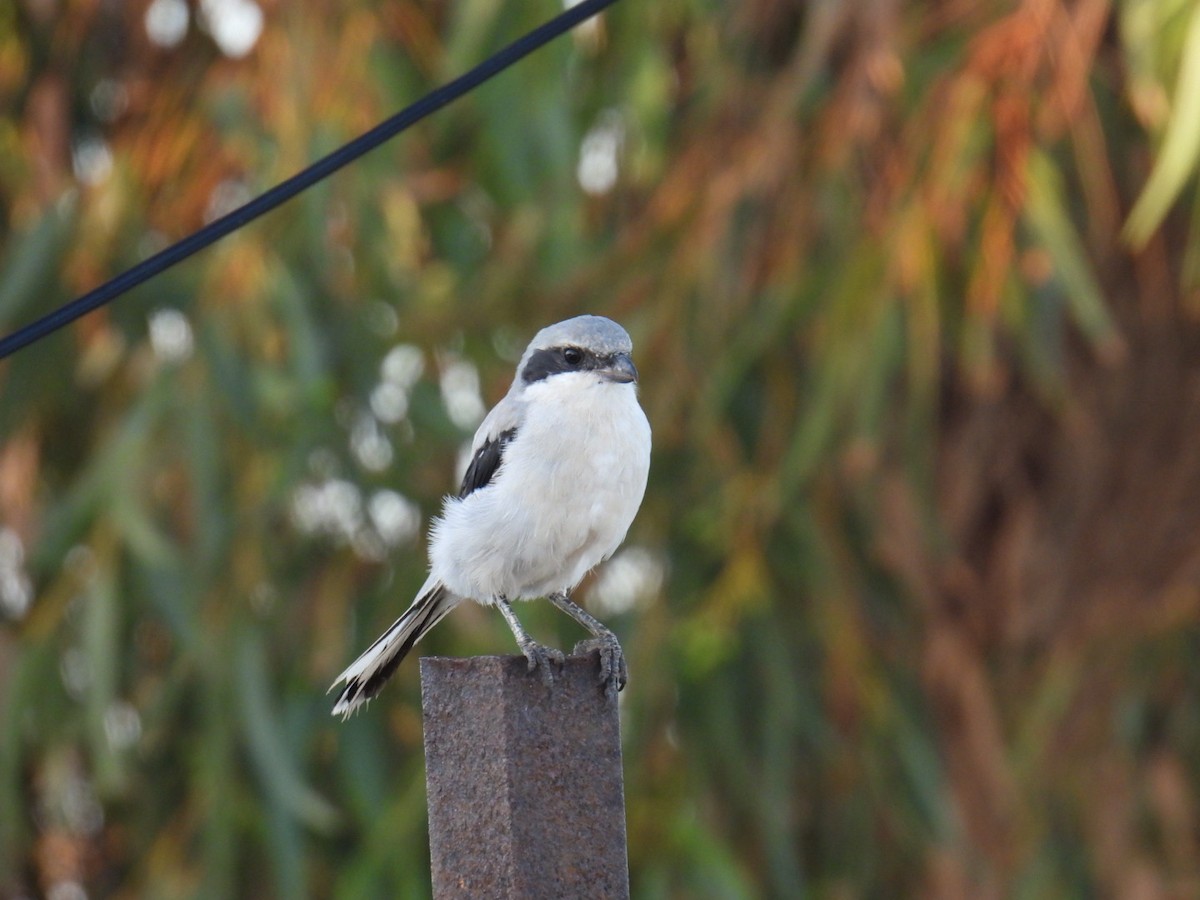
[562,347,583,366]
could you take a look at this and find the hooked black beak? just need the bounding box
[602,352,638,384]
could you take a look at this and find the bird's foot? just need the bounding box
[518,639,566,686]
[573,633,628,700]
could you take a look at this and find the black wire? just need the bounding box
[0,0,621,361]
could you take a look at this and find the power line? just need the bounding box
[0,0,622,360]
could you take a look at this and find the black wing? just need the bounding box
[458,427,516,498]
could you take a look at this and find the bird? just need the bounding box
[330,314,651,718]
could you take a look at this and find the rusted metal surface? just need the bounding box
[421,654,630,899]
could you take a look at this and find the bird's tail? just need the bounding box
[330,580,459,719]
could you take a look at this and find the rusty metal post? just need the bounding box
[420,654,630,899]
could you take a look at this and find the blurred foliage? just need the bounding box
[2,0,1200,897]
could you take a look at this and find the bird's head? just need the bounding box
[518,315,639,386]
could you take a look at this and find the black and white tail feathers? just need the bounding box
[329,581,459,719]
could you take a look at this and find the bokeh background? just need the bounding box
[2,0,1200,896]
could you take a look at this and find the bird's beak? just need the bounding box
[601,352,639,384]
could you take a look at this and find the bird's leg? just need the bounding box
[547,591,628,699]
[496,596,564,686]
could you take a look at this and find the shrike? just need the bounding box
[330,315,651,718]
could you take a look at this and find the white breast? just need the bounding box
[429,374,651,603]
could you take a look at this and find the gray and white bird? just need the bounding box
[330,315,651,718]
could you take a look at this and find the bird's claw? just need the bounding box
[573,634,628,700]
[519,641,566,686]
